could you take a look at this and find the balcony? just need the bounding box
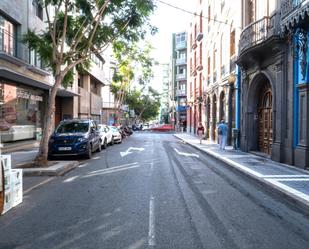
[176,89,186,97]
[196,32,203,42]
[281,0,309,32]
[176,41,187,50]
[176,73,187,81]
[91,92,103,115]
[239,17,275,53]
[196,59,203,71]
[191,41,197,50]
[176,57,187,66]
[238,16,280,67]
[78,87,90,114]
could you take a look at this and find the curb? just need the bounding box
[22,161,80,176]
[174,135,309,214]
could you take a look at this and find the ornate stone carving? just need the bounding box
[294,28,307,80]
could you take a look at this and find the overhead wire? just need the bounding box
[155,0,231,27]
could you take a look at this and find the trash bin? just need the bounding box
[232,128,240,149]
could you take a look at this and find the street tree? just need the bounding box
[23,0,155,165]
[111,41,155,122]
[125,86,160,122]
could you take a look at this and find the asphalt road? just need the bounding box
[0,133,309,249]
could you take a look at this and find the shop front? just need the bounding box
[0,81,44,143]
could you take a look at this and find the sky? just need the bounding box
[147,0,195,91]
[149,0,195,63]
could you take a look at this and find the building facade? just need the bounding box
[0,1,114,146]
[0,0,76,144]
[188,0,241,143]
[159,63,170,124]
[237,0,287,163]
[280,0,309,168]
[172,32,188,132]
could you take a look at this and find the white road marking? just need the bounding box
[263,175,309,178]
[24,177,54,195]
[267,178,309,182]
[120,147,145,157]
[148,196,156,247]
[63,176,79,183]
[83,165,140,178]
[174,148,199,158]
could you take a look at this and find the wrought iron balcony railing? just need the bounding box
[281,0,307,19]
[239,16,275,54]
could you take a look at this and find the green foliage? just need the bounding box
[125,87,160,121]
[23,0,155,88]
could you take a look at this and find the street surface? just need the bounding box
[0,133,309,249]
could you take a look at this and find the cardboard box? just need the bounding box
[11,169,23,207]
[1,155,11,171]
[2,191,12,215]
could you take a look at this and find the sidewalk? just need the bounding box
[174,133,309,213]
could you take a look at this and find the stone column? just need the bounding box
[272,58,285,162]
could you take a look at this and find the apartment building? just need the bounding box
[159,63,170,124]
[0,0,77,144]
[172,32,188,131]
[0,1,113,146]
[188,0,241,142]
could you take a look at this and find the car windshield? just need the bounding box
[56,122,89,133]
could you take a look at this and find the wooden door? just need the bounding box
[258,89,273,154]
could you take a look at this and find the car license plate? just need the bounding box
[58,147,72,151]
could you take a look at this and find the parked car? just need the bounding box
[109,126,122,143]
[48,119,101,159]
[98,124,113,149]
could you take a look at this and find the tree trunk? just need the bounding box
[34,73,63,166]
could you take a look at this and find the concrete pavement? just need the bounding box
[175,133,309,213]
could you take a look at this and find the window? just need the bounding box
[0,14,16,56]
[230,30,235,57]
[33,0,43,20]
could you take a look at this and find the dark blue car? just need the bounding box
[48,119,101,159]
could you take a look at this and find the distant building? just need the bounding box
[172,32,187,132]
[159,63,170,124]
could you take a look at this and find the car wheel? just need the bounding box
[85,144,92,159]
[102,139,107,149]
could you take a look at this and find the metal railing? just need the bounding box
[176,41,187,50]
[239,16,275,53]
[176,57,186,65]
[281,0,308,19]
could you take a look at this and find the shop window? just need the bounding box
[0,83,43,142]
